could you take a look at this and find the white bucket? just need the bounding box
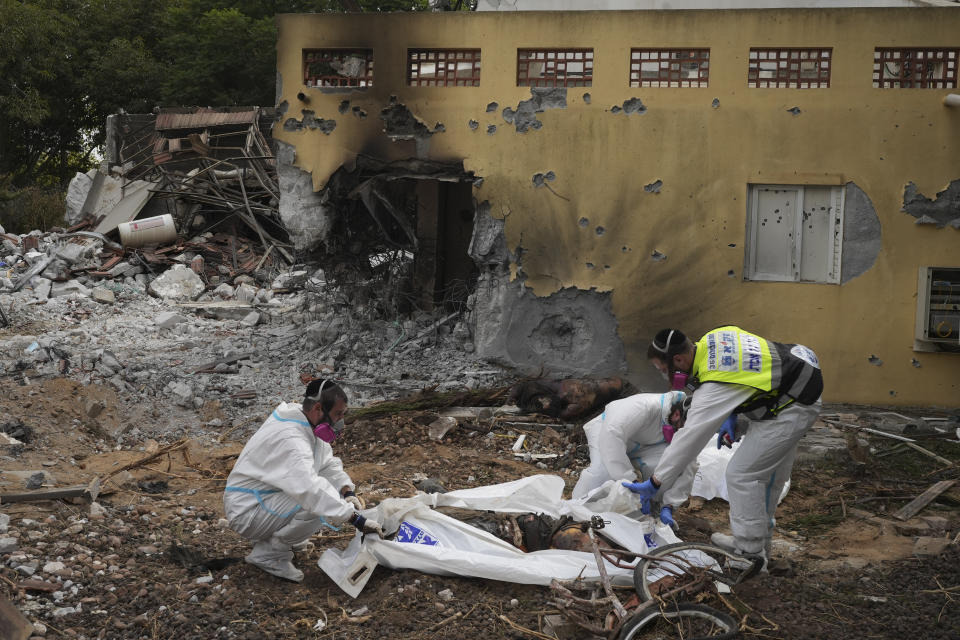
[118,214,177,248]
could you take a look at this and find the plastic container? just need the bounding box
[118,214,177,248]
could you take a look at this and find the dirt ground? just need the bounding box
[1,378,959,640]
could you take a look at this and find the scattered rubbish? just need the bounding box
[511,434,526,451]
[428,416,459,442]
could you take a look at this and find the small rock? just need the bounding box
[91,287,115,304]
[89,502,107,519]
[240,311,260,327]
[195,575,214,584]
[155,311,187,330]
[437,588,453,601]
[0,537,19,553]
[136,545,159,555]
[509,598,519,608]
[43,561,66,574]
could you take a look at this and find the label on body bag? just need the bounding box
[395,520,441,546]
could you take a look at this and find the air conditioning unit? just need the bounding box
[914,266,960,352]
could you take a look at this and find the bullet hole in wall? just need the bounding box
[911,358,922,368]
[583,93,591,104]
[487,124,497,135]
[469,119,479,130]
[651,250,666,262]
[579,217,589,227]
[868,355,883,366]
[595,226,605,236]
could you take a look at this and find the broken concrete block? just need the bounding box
[32,276,52,300]
[168,381,194,407]
[913,536,951,557]
[148,264,205,300]
[240,311,260,327]
[91,287,115,304]
[56,242,87,264]
[428,416,458,441]
[64,170,94,225]
[155,311,187,330]
[50,281,90,298]
[234,282,257,303]
[212,283,235,299]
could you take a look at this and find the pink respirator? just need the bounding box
[670,371,688,391]
[313,421,342,443]
[662,423,677,443]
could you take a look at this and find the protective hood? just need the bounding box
[659,390,686,425]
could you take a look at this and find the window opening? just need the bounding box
[630,49,709,87]
[748,48,832,88]
[517,49,593,87]
[303,49,374,88]
[873,48,959,89]
[407,49,481,87]
[915,267,960,352]
[744,184,844,284]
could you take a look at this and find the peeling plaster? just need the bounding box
[502,88,567,133]
[283,110,337,134]
[620,97,647,115]
[644,179,662,193]
[380,97,445,157]
[841,181,882,284]
[902,179,960,228]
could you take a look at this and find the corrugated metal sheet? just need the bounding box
[156,110,258,130]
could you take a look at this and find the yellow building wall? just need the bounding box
[275,8,960,407]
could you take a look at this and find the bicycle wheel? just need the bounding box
[617,602,738,640]
[633,542,762,602]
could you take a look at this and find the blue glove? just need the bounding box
[659,505,676,529]
[716,414,737,449]
[622,479,658,514]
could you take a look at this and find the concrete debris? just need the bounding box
[91,287,116,304]
[148,265,205,300]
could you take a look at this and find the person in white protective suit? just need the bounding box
[223,379,383,582]
[572,391,695,528]
[624,326,823,568]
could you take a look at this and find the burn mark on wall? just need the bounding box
[502,88,567,133]
[644,180,663,194]
[902,179,960,228]
[283,110,337,134]
[380,97,445,156]
[841,182,882,285]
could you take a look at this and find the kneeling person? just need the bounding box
[573,391,695,527]
[223,379,381,582]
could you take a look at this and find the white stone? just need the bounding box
[148,264,205,300]
[43,561,66,574]
[437,588,454,601]
[234,283,257,303]
[195,575,214,584]
[64,170,95,226]
[0,537,17,553]
[89,502,107,519]
[91,287,115,304]
[212,283,235,299]
[240,311,260,327]
[32,277,53,300]
[0,513,8,532]
[155,311,188,330]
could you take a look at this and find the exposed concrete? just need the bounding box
[502,88,567,133]
[275,140,333,252]
[619,97,647,115]
[468,201,627,376]
[902,179,960,229]
[380,97,444,157]
[486,102,499,112]
[283,110,336,134]
[841,181,882,284]
[487,124,497,135]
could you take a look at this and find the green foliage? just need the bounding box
[0,185,66,234]
[0,0,443,194]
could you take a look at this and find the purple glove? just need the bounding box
[717,414,737,449]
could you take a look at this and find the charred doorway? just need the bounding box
[413,180,477,310]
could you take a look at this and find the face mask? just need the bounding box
[662,423,677,443]
[670,371,688,391]
[313,416,345,442]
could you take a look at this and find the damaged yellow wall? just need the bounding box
[276,8,960,407]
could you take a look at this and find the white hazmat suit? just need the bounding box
[224,402,356,581]
[572,391,696,508]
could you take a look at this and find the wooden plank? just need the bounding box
[0,486,91,505]
[893,479,957,521]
